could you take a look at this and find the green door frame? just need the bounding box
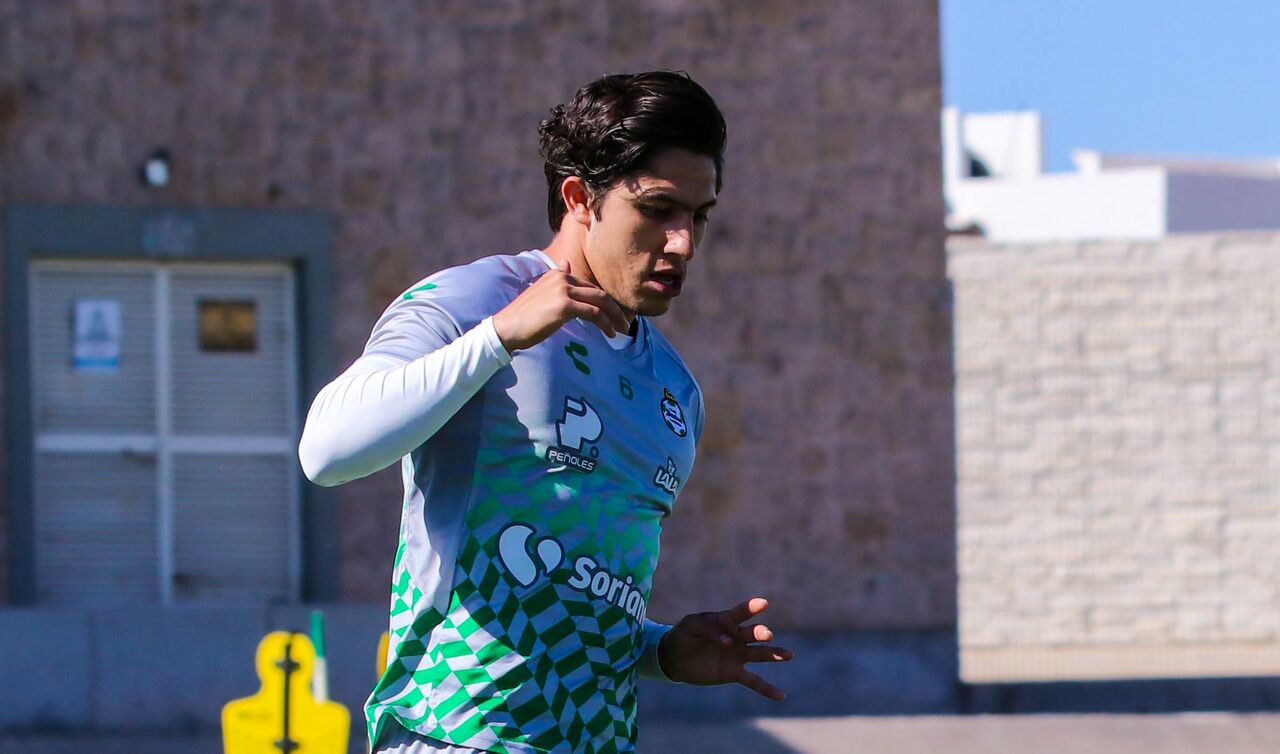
[4,204,338,603]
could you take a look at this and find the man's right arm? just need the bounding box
[298,314,510,487]
[298,258,629,487]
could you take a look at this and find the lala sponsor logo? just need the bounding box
[547,396,602,473]
[653,457,681,496]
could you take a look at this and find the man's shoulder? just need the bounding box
[384,250,549,327]
[644,321,697,382]
[402,250,549,302]
[643,320,705,441]
[362,250,547,345]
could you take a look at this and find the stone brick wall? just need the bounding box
[0,1,951,630]
[951,232,1280,680]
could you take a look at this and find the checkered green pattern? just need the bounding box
[367,478,661,753]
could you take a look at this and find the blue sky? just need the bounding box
[942,1,1280,172]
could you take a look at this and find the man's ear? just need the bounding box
[561,176,595,227]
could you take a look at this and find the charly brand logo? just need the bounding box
[653,457,680,496]
[401,282,437,300]
[659,388,687,437]
[547,396,602,473]
[564,340,590,375]
[495,523,650,623]
[497,523,564,588]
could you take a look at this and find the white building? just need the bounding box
[943,107,1280,242]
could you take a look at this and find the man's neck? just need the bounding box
[541,231,637,330]
[542,230,593,285]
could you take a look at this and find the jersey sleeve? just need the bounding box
[298,261,526,487]
[637,619,675,681]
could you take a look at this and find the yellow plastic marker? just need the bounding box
[222,631,350,754]
[376,631,389,678]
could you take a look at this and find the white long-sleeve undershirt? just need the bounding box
[298,316,511,487]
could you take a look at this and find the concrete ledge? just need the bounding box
[963,643,1280,683]
[93,607,268,730]
[0,605,385,734]
[0,609,92,729]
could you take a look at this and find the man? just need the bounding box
[299,70,792,754]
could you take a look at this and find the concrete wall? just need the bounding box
[0,2,952,631]
[950,231,1280,681]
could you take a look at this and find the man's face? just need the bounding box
[582,148,718,318]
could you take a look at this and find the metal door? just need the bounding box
[30,261,299,604]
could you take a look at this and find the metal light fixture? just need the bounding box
[139,148,171,188]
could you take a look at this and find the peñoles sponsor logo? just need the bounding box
[547,396,602,473]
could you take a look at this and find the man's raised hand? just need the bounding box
[492,260,631,353]
[657,597,793,701]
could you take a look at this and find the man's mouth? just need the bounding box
[647,271,683,295]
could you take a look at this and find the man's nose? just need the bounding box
[665,222,695,259]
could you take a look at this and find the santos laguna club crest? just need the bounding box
[659,388,687,437]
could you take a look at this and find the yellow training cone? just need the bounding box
[222,631,349,754]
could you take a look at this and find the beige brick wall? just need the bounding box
[0,1,951,629]
[951,232,1280,680]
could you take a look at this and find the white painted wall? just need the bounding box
[949,168,1168,242]
[959,110,1044,179]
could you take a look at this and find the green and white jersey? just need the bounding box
[302,250,702,753]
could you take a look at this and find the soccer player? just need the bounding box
[299,70,793,754]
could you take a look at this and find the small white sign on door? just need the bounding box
[73,299,122,371]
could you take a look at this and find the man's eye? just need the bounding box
[694,213,710,224]
[640,204,671,219]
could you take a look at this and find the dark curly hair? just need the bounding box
[538,70,727,231]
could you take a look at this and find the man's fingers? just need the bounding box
[737,623,773,644]
[725,597,770,626]
[565,284,613,308]
[680,613,734,647]
[715,611,741,645]
[736,669,785,701]
[743,645,793,664]
[565,285,628,333]
[566,286,629,336]
[563,300,618,337]
[598,296,631,335]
